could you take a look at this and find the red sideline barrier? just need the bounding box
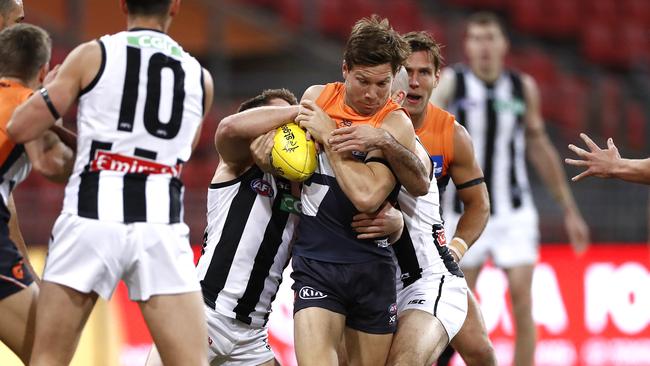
[115,244,650,366]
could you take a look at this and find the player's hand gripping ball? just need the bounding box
[271,122,317,182]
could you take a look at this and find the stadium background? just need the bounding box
[1,0,649,365]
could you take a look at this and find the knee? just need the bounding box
[462,343,497,366]
[386,350,427,366]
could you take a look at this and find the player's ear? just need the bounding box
[433,69,441,89]
[120,0,129,15]
[37,63,49,85]
[342,61,348,79]
[391,90,406,105]
[170,0,181,16]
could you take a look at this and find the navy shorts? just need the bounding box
[0,235,34,300]
[291,255,397,334]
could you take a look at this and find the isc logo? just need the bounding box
[408,299,426,305]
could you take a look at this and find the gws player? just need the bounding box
[332,65,472,365]
[0,23,74,364]
[292,16,429,366]
[8,1,214,365]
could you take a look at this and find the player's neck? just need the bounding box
[0,76,35,90]
[471,65,502,85]
[127,16,169,33]
[410,111,426,130]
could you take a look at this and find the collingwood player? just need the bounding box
[147,88,405,366]
[431,12,589,366]
[148,89,301,366]
[8,1,213,365]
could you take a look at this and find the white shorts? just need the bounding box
[446,208,539,268]
[396,271,468,341]
[43,213,200,301]
[205,305,275,366]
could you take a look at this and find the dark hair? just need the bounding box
[404,31,444,74]
[466,11,507,37]
[344,15,410,74]
[237,88,298,112]
[0,23,51,82]
[125,0,172,17]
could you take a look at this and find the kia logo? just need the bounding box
[298,286,327,300]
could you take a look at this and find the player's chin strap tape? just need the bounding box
[39,88,61,120]
[364,157,395,176]
[455,177,485,191]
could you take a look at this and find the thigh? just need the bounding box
[397,274,468,342]
[344,327,393,366]
[386,309,448,366]
[139,291,208,366]
[0,235,35,300]
[0,282,38,364]
[493,213,539,268]
[30,281,98,366]
[226,327,276,366]
[44,214,126,299]
[346,258,397,335]
[294,307,345,366]
[291,256,347,317]
[450,291,496,366]
[504,264,535,310]
[126,222,199,301]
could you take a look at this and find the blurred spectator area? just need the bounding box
[15,0,650,246]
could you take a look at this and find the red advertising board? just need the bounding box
[115,244,650,366]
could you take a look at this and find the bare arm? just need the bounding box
[566,133,650,184]
[191,68,215,152]
[328,122,429,196]
[524,74,589,253]
[215,105,299,165]
[8,41,102,143]
[7,195,39,281]
[429,68,456,108]
[448,123,490,248]
[24,130,74,183]
[296,100,398,213]
[49,124,77,151]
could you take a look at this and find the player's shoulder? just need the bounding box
[425,103,456,129]
[302,85,326,101]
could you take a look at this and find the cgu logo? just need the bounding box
[299,286,327,300]
[251,178,274,197]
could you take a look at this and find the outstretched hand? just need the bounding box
[565,133,621,182]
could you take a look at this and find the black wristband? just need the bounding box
[456,177,485,190]
[39,88,61,120]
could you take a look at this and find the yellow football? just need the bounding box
[271,122,317,182]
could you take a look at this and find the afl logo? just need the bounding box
[251,178,274,197]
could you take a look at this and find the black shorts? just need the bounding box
[0,235,34,300]
[291,255,397,334]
